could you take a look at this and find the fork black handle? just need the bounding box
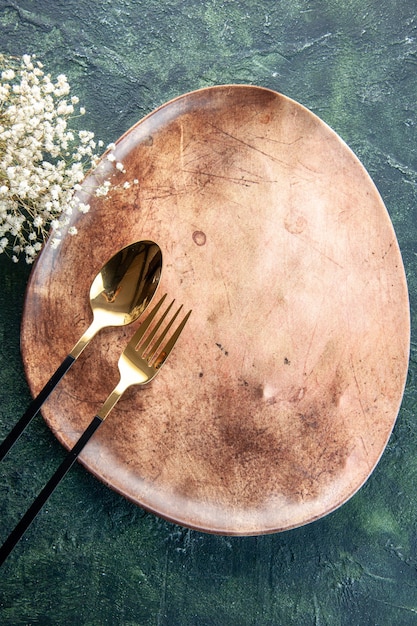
[0,414,103,566]
[0,354,75,462]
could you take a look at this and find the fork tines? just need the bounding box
[132,294,191,369]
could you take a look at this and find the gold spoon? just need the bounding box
[0,240,162,461]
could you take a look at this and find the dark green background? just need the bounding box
[1,0,417,624]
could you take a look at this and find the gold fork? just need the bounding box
[0,294,191,565]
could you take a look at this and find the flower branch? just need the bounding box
[0,53,122,264]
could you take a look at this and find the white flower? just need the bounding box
[1,69,15,81]
[57,101,74,116]
[50,237,60,249]
[22,54,32,67]
[95,182,111,197]
[0,53,137,264]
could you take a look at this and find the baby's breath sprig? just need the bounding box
[0,53,115,264]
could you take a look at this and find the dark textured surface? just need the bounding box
[1,0,417,624]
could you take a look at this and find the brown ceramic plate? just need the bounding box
[21,85,410,535]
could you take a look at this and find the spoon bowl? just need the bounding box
[71,240,163,358]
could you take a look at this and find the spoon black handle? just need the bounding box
[0,414,103,566]
[0,354,75,462]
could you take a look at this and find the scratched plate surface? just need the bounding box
[21,86,410,535]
